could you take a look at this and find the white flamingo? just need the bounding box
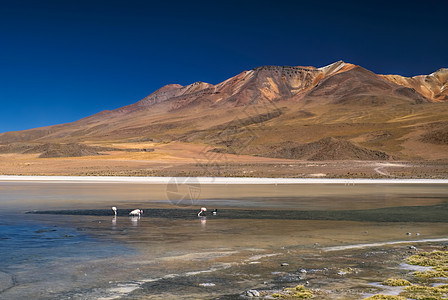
[198,207,207,217]
[112,206,117,216]
[129,209,143,217]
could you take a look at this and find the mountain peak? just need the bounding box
[155,84,183,93]
[431,68,448,83]
[251,65,317,72]
[320,60,346,68]
[382,67,448,102]
[182,81,213,90]
[433,68,448,74]
[319,60,358,75]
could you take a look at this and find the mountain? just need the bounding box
[0,61,447,163]
[381,68,448,102]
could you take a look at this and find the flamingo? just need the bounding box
[197,207,207,217]
[112,206,117,216]
[129,209,143,217]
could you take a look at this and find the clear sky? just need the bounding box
[1,0,447,133]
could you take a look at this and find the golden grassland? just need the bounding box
[0,141,447,177]
[261,250,448,299]
[364,251,448,300]
[272,285,314,299]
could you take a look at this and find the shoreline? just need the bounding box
[323,237,448,251]
[1,175,448,184]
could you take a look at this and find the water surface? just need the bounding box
[0,181,447,299]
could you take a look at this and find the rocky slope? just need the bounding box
[264,137,391,161]
[382,68,448,102]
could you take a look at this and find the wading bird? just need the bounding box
[198,207,207,217]
[112,206,117,216]
[129,209,143,217]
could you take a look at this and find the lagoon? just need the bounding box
[0,178,447,299]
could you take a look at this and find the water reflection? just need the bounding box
[130,216,140,227]
[200,217,206,230]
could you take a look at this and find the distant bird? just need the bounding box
[112,206,117,216]
[129,209,143,216]
[212,209,217,215]
[198,207,207,217]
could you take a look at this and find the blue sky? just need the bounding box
[1,0,447,133]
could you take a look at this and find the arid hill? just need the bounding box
[382,68,448,102]
[0,61,447,163]
[0,143,116,158]
[263,137,391,161]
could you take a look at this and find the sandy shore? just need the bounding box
[1,175,447,184]
[323,238,448,251]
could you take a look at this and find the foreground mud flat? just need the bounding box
[125,242,448,299]
[0,221,446,299]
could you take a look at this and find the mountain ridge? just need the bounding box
[381,68,448,102]
[74,61,445,120]
[0,61,447,162]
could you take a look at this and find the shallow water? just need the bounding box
[0,181,447,299]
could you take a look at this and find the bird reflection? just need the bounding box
[130,216,140,227]
[200,216,206,229]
